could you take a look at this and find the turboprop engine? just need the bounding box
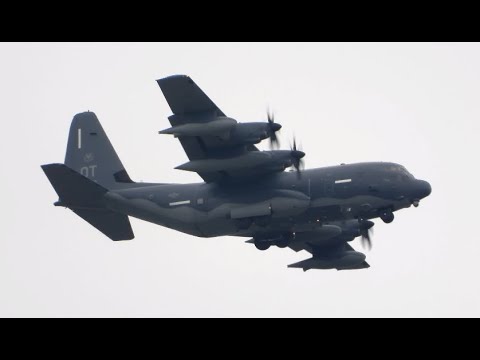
[159,116,282,148]
[288,251,367,271]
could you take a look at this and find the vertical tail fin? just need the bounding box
[65,112,133,189]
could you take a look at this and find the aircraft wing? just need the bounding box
[287,232,370,271]
[158,74,226,117]
[157,75,265,183]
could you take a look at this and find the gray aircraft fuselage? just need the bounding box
[105,161,431,239]
[42,75,433,270]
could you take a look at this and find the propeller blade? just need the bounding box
[360,236,371,251]
[267,109,274,124]
[290,136,305,178]
[359,220,374,251]
[269,131,280,150]
[267,109,281,149]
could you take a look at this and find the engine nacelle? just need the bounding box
[288,251,367,271]
[160,119,281,148]
[159,117,237,137]
[176,150,297,174]
[229,122,272,145]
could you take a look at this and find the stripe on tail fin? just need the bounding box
[65,112,133,189]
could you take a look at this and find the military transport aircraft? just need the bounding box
[42,75,431,271]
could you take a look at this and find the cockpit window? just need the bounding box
[388,165,414,179]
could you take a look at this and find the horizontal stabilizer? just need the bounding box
[73,209,134,241]
[41,163,107,208]
[42,163,134,241]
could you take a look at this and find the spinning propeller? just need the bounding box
[264,110,305,177]
[267,109,282,149]
[290,137,305,178]
[359,219,374,250]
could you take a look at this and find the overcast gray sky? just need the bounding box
[1,42,479,317]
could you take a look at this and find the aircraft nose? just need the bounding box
[414,180,432,199]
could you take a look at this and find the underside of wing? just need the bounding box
[287,229,369,271]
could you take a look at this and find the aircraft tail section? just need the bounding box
[64,111,134,189]
[71,208,134,241]
[41,163,134,241]
[42,163,107,208]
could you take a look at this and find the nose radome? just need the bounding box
[417,180,432,199]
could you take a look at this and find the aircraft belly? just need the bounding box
[196,190,311,237]
[196,204,240,237]
[107,183,412,239]
[105,192,204,237]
